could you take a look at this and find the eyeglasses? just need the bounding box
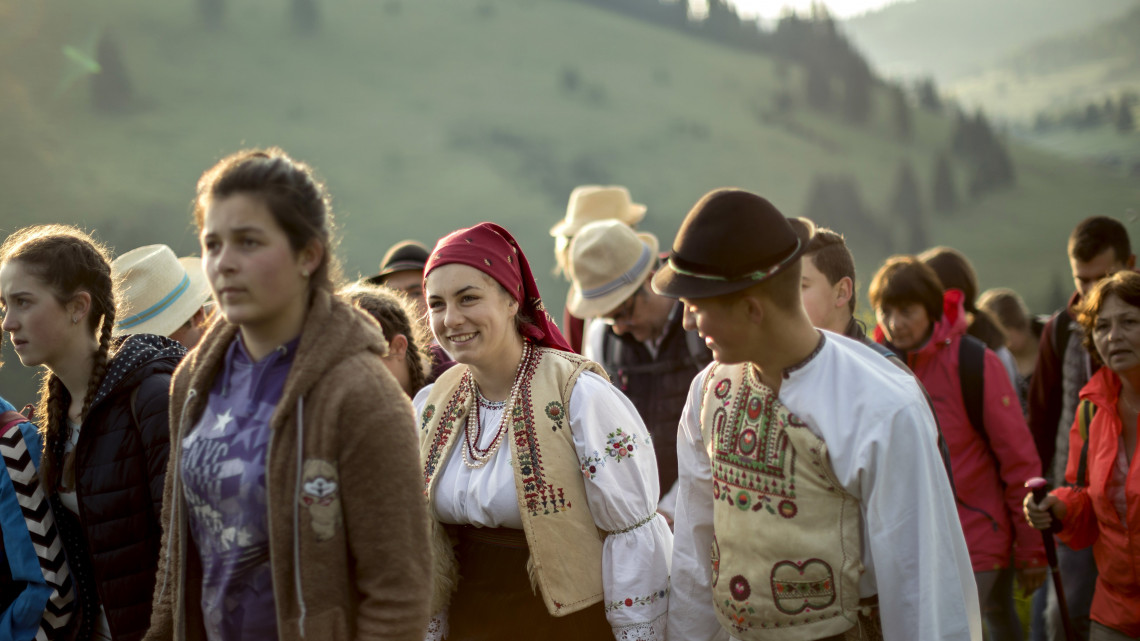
[600,289,641,326]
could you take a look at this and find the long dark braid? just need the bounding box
[78,277,115,426]
[340,281,431,396]
[1,225,115,494]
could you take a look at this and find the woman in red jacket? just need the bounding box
[1025,271,1140,640]
[870,256,1046,641]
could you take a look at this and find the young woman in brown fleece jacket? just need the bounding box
[145,148,431,641]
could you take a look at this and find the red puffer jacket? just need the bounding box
[876,289,1046,572]
[1054,367,1140,637]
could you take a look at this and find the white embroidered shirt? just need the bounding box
[667,331,983,641]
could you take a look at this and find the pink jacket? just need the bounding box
[1054,367,1140,637]
[876,289,1045,572]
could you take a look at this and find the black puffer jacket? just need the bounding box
[54,334,184,641]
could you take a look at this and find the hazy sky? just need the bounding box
[726,0,912,19]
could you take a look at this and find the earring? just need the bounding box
[72,317,78,325]
[301,268,310,278]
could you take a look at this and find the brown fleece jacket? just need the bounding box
[145,289,431,641]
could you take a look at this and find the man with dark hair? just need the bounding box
[565,220,710,521]
[1028,216,1135,641]
[658,189,979,641]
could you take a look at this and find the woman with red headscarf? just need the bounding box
[415,223,671,640]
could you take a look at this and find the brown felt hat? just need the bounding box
[652,188,808,300]
[366,240,430,284]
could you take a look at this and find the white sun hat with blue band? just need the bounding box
[565,220,659,319]
[111,244,212,338]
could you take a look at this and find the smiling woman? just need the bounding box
[416,222,671,641]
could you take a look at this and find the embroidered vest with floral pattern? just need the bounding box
[700,363,865,640]
[420,347,610,616]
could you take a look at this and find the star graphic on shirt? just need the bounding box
[214,409,234,433]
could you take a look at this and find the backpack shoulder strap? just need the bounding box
[958,334,988,447]
[1052,307,1073,357]
[1076,398,1096,487]
[865,340,897,361]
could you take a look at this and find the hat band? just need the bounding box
[667,238,802,283]
[581,243,652,300]
[116,274,191,330]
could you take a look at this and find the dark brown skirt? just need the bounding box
[448,525,613,641]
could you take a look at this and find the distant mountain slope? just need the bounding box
[949,4,1140,120]
[842,0,1136,81]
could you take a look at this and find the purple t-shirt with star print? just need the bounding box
[181,336,297,641]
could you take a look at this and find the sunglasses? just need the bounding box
[599,288,642,326]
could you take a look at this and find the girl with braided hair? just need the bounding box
[0,225,185,641]
[340,280,432,398]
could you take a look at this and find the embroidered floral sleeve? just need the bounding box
[569,372,671,641]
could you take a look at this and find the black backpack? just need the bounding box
[958,334,990,445]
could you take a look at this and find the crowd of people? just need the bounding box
[0,146,1136,641]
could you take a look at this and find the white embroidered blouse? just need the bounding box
[414,371,671,641]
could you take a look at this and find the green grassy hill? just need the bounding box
[1,0,1137,404]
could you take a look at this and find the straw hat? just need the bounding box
[549,185,647,238]
[566,220,659,319]
[111,244,212,337]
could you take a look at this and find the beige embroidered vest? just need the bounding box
[700,363,865,640]
[420,347,609,616]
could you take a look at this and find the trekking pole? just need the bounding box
[1025,477,1077,641]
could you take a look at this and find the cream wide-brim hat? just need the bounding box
[111,245,212,338]
[549,185,648,238]
[565,220,659,319]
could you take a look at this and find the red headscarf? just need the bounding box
[425,222,573,352]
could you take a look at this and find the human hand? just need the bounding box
[1016,566,1047,596]
[1023,492,1064,530]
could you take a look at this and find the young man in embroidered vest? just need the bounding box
[1027,216,1134,641]
[655,189,981,641]
[566,220,712,524]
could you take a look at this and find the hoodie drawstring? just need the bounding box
[294,395,307,637]
[159,389,196,604]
